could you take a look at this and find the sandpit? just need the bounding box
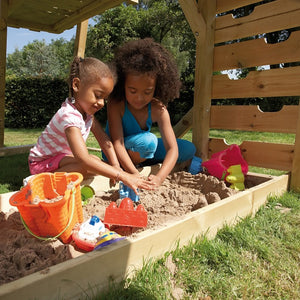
[0,171,237,285]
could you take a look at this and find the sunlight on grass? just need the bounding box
[4,128,42,146]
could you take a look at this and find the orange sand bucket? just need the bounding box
[9,172,83,243]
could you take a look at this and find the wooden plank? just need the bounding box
[208,138,294,171]
[0,173,289,300]
[210,105,299,134]
[178,0,206,39]
[251,173,289,214]
[173,107,193,138]
[0,144,34,157]
[191,0,216,160]
[0,0,8,148]
[73,19,88,58]
[53,0,126,33]
[290,104,300,192]
[7,0,24,17]
[215,1,300,43]
[216,0,260,14]
[214,30,300,72]
[212,66,300,99]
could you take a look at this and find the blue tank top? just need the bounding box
[106,101,152,137]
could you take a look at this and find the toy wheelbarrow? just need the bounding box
[103,198,147,228]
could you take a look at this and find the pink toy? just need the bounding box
[104,198,148,228]
[202,144,248,180]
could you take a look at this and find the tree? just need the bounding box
[6,38,73,79]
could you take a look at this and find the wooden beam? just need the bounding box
[53,0,124,34]
[173,108,193,138]
[290,103,300,192]
[0,144,34,157]
[178,0,206,39]
[0,0,8,148]
[74,19,88,58]
[191,0,216,160]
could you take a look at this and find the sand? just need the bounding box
[0,171,237,285]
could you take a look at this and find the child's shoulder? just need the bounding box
[151,98,169,120]
[151,98,166,110]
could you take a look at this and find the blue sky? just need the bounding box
[6,26,77,55]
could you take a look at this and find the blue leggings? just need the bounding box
[124,132,196,163]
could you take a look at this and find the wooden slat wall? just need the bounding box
[208,0,300,179]
[216,0,260,14]
[210,105,298,134]
[215,0,300,44]
[214,30,300,71]
[212,66,300,99]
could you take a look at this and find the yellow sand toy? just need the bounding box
[226,164,245,191]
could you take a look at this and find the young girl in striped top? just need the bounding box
[28,56,154,193]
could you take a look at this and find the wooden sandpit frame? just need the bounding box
[0,165,289,300]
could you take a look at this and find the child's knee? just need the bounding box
[177,140,196,162]
[125,132,158,159]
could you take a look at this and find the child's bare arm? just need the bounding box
[65,126,154,192]
[150,102,178,186]
[91,118,119,168]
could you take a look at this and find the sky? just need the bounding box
[6,26,77,55]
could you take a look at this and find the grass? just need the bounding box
[0,128,294,193]
[91,191,300,299]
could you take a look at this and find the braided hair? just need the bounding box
[68,56,116,98]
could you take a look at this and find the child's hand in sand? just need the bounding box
[120,172,155,195]
[148,174,163,188]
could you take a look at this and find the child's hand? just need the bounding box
[121,173,155,194]
[148,174,163,188]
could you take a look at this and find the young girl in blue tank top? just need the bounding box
[107,38,196,187]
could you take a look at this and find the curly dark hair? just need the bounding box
[110,38,181,105]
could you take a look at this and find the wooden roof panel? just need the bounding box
[7,0,138,33]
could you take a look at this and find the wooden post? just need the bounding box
[290,102,300,192]
[73,19,89,58]
[0,0,8,148]
[179,0,216,160]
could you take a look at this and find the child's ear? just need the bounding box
[72,78,80,92]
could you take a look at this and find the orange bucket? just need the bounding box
[9,172,83,243]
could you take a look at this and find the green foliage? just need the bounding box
[6,39,73,79]
[5,77,69,128]
[5,77,109,128]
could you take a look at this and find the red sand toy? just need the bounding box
[202,144,248,181]
[104,198,148,228]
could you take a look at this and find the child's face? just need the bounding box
[124,73,156,110]
[73,76,114,116]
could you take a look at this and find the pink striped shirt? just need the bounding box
[29,99,93,162]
